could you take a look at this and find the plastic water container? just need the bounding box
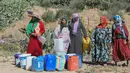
[65,53,76,69]
[45,54,56,71]
[14,53,21,67]
[38,36,46,45]
[20,54,31,69]
[65,53,76,61]
[26,56,36,70]
[56,55,66,71]
[54,38,64,52]
[68,56,79,71]
[32,56,44,72]
[76,55,82,68]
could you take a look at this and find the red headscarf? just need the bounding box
[96,16,108,29]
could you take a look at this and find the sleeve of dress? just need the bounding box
[54,25,60,38]
[123,24,129,42]
[39,21,45,35]
[80,21,87,38]
[112,25,115,44]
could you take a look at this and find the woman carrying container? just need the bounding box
[54,17,70,54]
[68,13,88,58]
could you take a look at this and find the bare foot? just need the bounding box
[104,64,107,66]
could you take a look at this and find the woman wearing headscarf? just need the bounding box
[26,11,45,57]
[68,13,88,57]
[112,15,130,65]
[54,18,70,53]
[91,16,112,64]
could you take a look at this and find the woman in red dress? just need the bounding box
[112,15,130,66]
[26,11,45,56]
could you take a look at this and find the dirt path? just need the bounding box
[0,56,130,73]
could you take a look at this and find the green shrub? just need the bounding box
[69,0,85,11]
[40,0,52,7]
[0,0,30,29]
[42,10,57,23]
[51,0,71,6]
[85,0,101,8]
[43,29,54,54]
[99,1,111,10]
[126,5,130,12]
[56,9,73,19]
[26,0,41,6]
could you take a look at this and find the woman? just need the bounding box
[91,16,112,64]
[54,18,70,53]
[68,13,88,57]
[26,11,45,57]
[112,15,130,65]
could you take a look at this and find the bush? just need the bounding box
[51,0,71,6]
[42,10,57,23]
[85,0,101,8]
[69,0,85,11]
[0,0,30,29]
[126,6,130,12]
[56,9,73,19]
[42,9,74,23]
[99,1,111,10]
[26,0,41,6]
[40,0,52,7]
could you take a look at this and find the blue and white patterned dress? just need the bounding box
[91,27,112,63]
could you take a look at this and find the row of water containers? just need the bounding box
[14,53,82,72]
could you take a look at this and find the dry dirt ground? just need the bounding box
[0,56,130,73]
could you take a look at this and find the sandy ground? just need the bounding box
[0,56,130,73]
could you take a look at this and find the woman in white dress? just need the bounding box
[54,18,70,53]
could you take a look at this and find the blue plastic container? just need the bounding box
[45,54,56,71]
[76,55,82,68]
[32,56,44,72]
[14,54,21,67]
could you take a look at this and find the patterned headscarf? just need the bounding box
[113,15,122,25]
[113,15,126,38]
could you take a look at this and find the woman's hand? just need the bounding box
[124,40,127,44]
[86,37,89,41]
[32,33,37,36]
[36,33,41,37]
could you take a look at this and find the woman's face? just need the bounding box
[61,19,67,24]
[73,17,78,22]
[100,18,104,24]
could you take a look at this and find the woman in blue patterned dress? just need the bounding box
[91,16,112,64]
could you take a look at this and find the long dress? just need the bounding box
[26,20,45,57]
[112,24,130,62]
[54,25,70,53]
[91,27,112,63]
[68,20,87,57]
